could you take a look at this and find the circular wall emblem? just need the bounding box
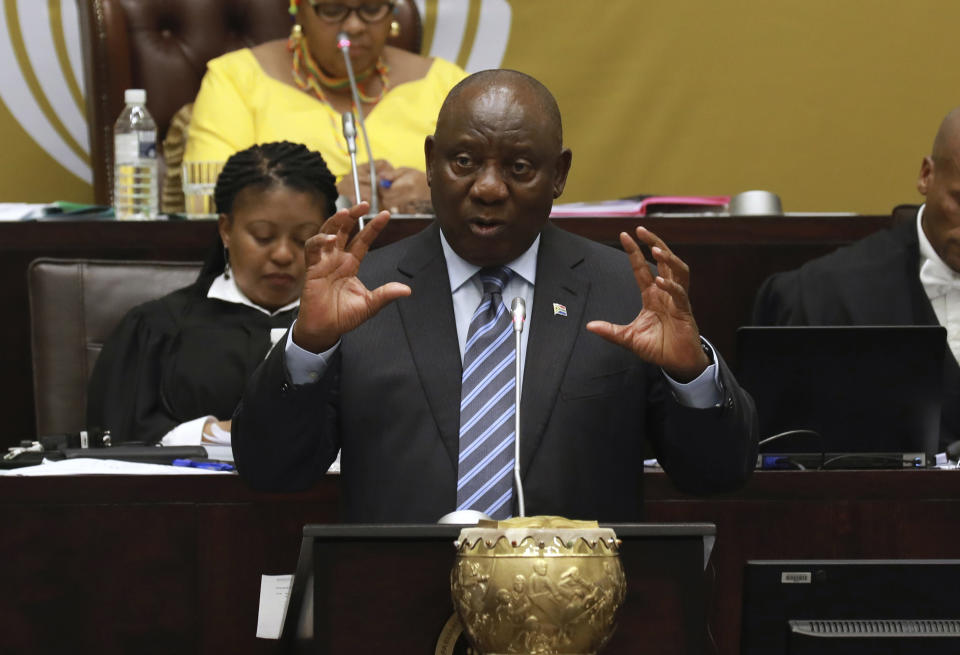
[418,0,512,72]
[0,1,512,188]
[0,0,91,183]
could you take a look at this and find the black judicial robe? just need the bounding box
[86,275,297,444]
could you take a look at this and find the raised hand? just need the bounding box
[586,226,710,382]
[292,202,411,353]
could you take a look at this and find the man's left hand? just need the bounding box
[586,226,710,382]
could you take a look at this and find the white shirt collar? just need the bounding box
[438,228,540,292]
[206,273,300,316]
[916,204,942,267]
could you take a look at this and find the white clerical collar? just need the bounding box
[207,273,299,316]
[916,203,960,278]
[439,229,540,293]
[917,204,940,267]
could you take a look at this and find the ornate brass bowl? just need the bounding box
[451,516,626,655]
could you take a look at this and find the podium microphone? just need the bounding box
[341,111,365,229]
[510,297,527,517]
[337,32,379,216]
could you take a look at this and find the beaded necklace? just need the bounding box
[288,28,391,106]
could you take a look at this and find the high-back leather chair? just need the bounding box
[28,258,202,437]
[78,0,423,205]
[892,203,921,223]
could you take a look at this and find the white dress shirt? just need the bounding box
[917,204,960,364]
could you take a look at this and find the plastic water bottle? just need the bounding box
[113,88,158,219]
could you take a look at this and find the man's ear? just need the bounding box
[424,135,435,187]
[918,155,934,196]
[552,148,573,198]
[218,213,232,249]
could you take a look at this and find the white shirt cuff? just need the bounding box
[160,416,213,446]
[662,337,724,408]
[204,421,231,445]
[285,319,340,385]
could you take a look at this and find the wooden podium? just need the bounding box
[281,523,716,654]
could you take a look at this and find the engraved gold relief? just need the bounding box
[451,517,626,655]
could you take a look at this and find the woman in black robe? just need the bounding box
[86,141,338,445]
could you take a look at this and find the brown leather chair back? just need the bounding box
[28,258,202,437]
[79,0,423,204]
[892,203,921,223]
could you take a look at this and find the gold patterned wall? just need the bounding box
[0,0,90,203]
[1,0,958,212]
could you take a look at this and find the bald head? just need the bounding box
[919,107,960,273]
[931,107,960,165]
[436,69,564,151]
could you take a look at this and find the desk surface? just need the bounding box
[3,214,894,446]
[2,468,958,654]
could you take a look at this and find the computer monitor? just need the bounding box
[736,326,945,463]
[741,559,960,654]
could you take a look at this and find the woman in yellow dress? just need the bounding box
[185,0,466,214]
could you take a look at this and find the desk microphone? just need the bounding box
[510,296,527,517]
[337,32,379,216]
[341,111,365,229]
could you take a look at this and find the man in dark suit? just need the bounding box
[232,70,758,522]
[753,108,960,452]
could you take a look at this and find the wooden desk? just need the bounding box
[2,214,893,447]
[2,469,958,654]
[0,474,336,655]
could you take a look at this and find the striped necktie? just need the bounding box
[457,266,517,519]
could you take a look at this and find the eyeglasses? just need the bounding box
[308,1,395,24]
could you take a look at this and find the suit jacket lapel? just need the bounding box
[395,223,463,470]
[520,225,589,475]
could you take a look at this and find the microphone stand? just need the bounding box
[511,297,527,517]
[337,32,379,217]
[341,111,365,229]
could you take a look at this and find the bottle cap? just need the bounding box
[124,88,147,105]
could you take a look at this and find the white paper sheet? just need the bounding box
[257,574,293,639]
[203,445,234,462]
[0,457,232,476]
[0,202,49,220]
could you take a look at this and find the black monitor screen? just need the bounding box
[736,326,944,459]
[741,560,960,654]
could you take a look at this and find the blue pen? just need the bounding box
[172,458,235,471]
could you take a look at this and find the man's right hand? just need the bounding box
[292,202,412,353]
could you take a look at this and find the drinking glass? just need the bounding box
[182,161,224,219]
